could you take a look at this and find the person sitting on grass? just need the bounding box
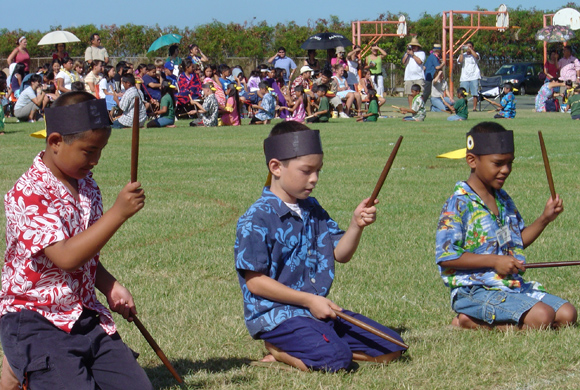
[188,82,219,127]
[250,82,275,125]
[221,83,241,126]
[435,122,577,330]
[307,84,330,123]
[565,84,580,119]
[112,74,148,129]
[283,85,307,123]
[447,87,468,121]
[146,80,176,128]
[13,74,48,122]
[488,82,516,119]
[1,91,152,389]
[235,121,407,372]
[356,88,379,122]
[398,84,426,121]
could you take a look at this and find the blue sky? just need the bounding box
[3,1,567,32]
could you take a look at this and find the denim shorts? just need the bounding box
[452,285,568,325]
[460,79,479,96]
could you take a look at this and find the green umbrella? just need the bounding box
[147,33,182,53]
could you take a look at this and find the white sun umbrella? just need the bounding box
[37,30,81,46]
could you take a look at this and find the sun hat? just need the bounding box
[300,65,314,74]
[409,37,422,48]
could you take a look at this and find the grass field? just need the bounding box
[1,98,580,389]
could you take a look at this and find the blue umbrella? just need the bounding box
[147,33,182,53]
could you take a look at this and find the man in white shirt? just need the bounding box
[402,37,425,106]
[84,33,109,64]
[458,41,481,111]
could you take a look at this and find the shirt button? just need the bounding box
[307,250,312,255]
[310,278,316,284]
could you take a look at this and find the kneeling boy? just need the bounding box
[234,121,406,372]
[1,92,153,389]
[435,122,577,330]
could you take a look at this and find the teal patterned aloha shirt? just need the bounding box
[435,181,545,300]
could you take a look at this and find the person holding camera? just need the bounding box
[365,43,387,97]
[402,37,425,107]
[14,74,49,122]
[457,41,481,111]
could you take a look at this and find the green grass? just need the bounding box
[1,102,580,389]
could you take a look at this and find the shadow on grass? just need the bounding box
[146,357,253,389]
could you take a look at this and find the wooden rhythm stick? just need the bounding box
[366,136,404,207]
[538,131,557,200]
[391,105,403,111]
[525,261,580,269]
[333,310,409,349]
[129,101,183,384]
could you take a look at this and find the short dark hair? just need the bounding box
[469,121,507,134]
[317,84,328,94]
[70,81,85,91]
[457,87,467,97]
[168,44,179,56]
[321,69,333,79]
[258,82,268,90]
[90,33,100,42]
[277,46,286,52]
[503,82,514,91]
[29,74,42,84]
[269,121,310,137]
[411,84,421,92]
[121,74,136,86]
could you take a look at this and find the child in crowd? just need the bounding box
[84,60,103,96]
[284,85,307,123]
[447,87,468,121]
[189,82,219,127]
[218,64,232,92]
[561,80,574,112]
[234,121,407,372]
[247,68,262,92]
[435,122,577,330]
[222,83,241,126]
[147,80,176,128]
[99,65,118,110]
[490,82,516,119]
[250,82,275,125]
[357,88,379,122]
[307,84,330,123]
[398,84,425,121]
[565,85,580,119]
[1,91,152,389]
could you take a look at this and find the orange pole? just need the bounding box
[450,11,455,92]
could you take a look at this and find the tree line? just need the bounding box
[1,4,578,65]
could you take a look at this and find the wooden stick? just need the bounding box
[129,106,182,383]
[525,261,580,269]
[131,96,140,183]
[538,131,557,200]
[333,310,409,349]
[366,136,403,207]
[133,315,184,383]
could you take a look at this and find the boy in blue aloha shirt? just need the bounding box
[491,82,516,119]
[435,122,576,330]
[250,82,276,125]
[235,121,406,372]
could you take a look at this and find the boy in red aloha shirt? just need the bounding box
[1,91,152,389]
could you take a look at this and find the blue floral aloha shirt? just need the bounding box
[498,91,516,118]
[255,93,275,121]
[235,187,345,338]
[435,181,545,300]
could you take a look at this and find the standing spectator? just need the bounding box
[544,49,560,81]
[84,33,109,64]
[457,41,481,111]
[303,50,320,72]
[366,43,387,97]
[186,44,208,70]
[268,47,296,84]
[402,37,425,107]
[7,37,30,73]
[557,46,580,83]
[330,46,348,74]
[52,43,69,62]
[423,43,445,101]
[346,45,362,90]
[166,44,182,76]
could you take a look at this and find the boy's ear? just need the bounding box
[268,158,283,179]
[466,153,478,169]
[46,132,64,151]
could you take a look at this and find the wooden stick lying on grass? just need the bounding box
[333,310,409,349]
[366,136,403,207]
[525,261,580,269]
[130,101,183,384]
[538,131,557,200]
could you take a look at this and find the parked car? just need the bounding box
[493,62,544,95]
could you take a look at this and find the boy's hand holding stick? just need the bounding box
[525,261,580,269]
[130,101,183,384]
[332,310,409,349]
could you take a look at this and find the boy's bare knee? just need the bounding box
[522,302,556,329]
[554,302,577,327]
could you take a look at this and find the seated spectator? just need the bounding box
[492,83,516,119]
[398,84,426,121]
[447,87,468,121]
[71,81,86,92]
[313,69,350,118]
[147,80,176,128]
[9,62,26,99]
[332,63,361,117]
[188,83,219,127]
[231,67,248,103]
[221,83,241,126]
[330,46,348,75]
[204,65,226,108]
[142,64,162,103]
[304,49,320,72]
[535,80,566,112]
[186,44,208,69]
[74,61,86,82]
[166,44,182,76]
[51,58,62,77]
[163,61,177,85]
[56,57,79,94]
[218,64,233,92]
[14,74,48,122]
[357,88,379,122]
[112,74,148,128]
[358,69,386,108]
[307,84,330,123]
[112,61,128,93]
[98,64,118,110]
[52,43,69,61]
[284,85,307,123]
[565,84,580,119]
[84,60,103,96]
[247,68,262,92]
[430,69,454,112]
[250,82,275,125]
[176,59,202,112]
[561,80,575,111]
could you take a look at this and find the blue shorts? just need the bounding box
[460,80,479,96]
[0,309,153,390]
[452,285,568,325]
[259,310,406,372]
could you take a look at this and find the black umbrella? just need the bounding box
[300,32,353,50]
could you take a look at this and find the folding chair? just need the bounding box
[477,75,503,111]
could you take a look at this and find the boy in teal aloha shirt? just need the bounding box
[435,122,577,330]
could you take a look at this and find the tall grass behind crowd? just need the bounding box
[1,106,579,389]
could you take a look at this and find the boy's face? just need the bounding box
[468,152,514,190]
[47,129,111,181]
[270,154,323,203]
[316,89,325,97]
[411,89,420,97]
